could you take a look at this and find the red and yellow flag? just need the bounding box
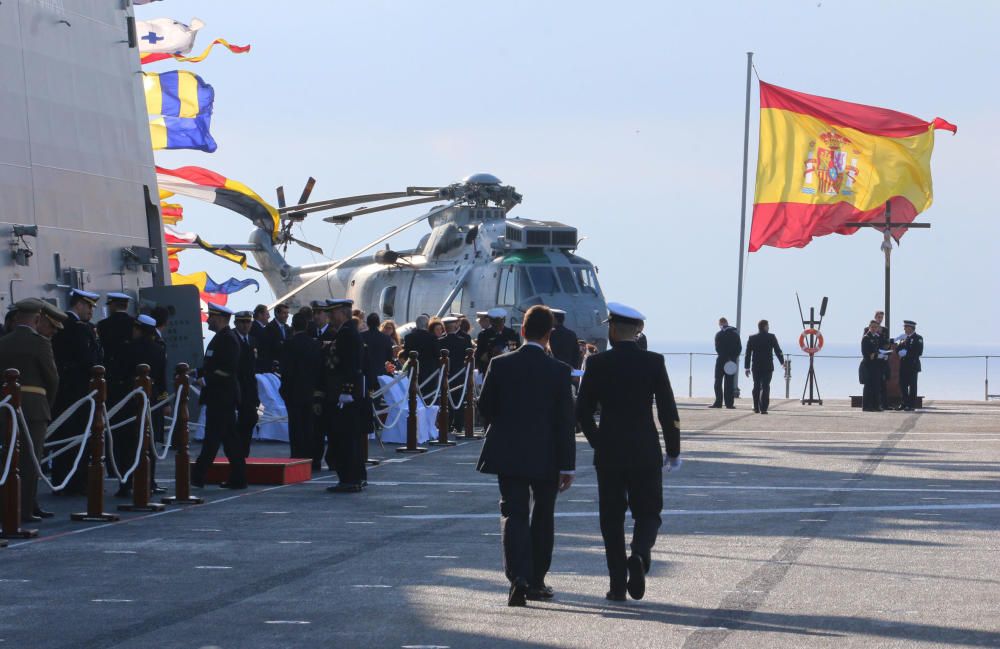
[750,82,956,252]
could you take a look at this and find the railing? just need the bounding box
[658,352,998,401]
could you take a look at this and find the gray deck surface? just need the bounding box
[2,398,999,648]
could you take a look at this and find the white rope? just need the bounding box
[102,390,150,483]
[152,388,185,461]
[370,372,408,399]
[447,365,471,410]
[0,397,16,486]
[417,368,443,407]
[43,390,98,441]
[20,399,94,492]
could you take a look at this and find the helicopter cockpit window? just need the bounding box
[498,267,517,306]
[380,286,397,318]
[527,266,559,295]
[574,267,599,295]
[556,267,578,294]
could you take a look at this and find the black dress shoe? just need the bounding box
[114,486,131,499]
[311,461,322,472]
[22,514,42,523]
[326,483,362,493]
[725,405,736,409]
[753,408,759,413]
[708,403,722,409]
[760,411,768,415]
[151,484,167,495]
[627,555,646,600]
[605,589,627,602]
[33,508,55,519]
[525,584,554,600]
[219,481,248,490]
[190,478,205,488]
[508,581,527,607]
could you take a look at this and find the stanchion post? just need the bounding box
[462,349,481,439]
[430,350,455,446]
[397,352,426,453]
[162,363,202,505]
[72,366,119,522]
[119,365,164,512]
[1,369,36,539]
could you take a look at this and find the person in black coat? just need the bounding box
[50,289,103,495]
[316,299,366,492]
[192,303,247,489]
[440,316,472,431]
[233,311,261,458]
[711,317,742,409]
[576,302,681,602]
[112,315,167,498]
[260,303,291,373]
[864,311,891,409]
[743,319,785,415]
[403,314,440,390]
[360,313,395,397]
[477,306,575,606]
[548,309,582,370]
[280,312,322,462]
[896,320,923,411]
[861,320,886,412]
[97,292,135,397]
[475,308,522,372]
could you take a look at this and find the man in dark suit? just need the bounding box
[260,303,291,373]
[51,289,103,495]
[403,314,440,391]
[548,309,582,369]
[439,316,471,432]
[577,302,681,602]
[711,317,741,409]
[361,313,395,396]
[744,319,785,415]
[477,305,575,607]
[896,320,923,411]
[0,299,59,522]
[280,312,322,462]
[233,311,261,458]
[192,303,246,489]
[248,304,271,373]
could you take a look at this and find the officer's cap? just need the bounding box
[487,307,507,319]
[206,302,233,317]
[106,292,132,304]
[475,311,489,318]
[12,298,44,314]
[234,310,253,322]
[69,289,99,306]
[309,300,328,311]
[41,302,67,329]
[604,302,645,326]
[903,320,917,327]
[327,298,353,310]
[442,316,459,324]
[136,314,157,329]
[550,308,567,317]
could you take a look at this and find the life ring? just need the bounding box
[799,328,824,354]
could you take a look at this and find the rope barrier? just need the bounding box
[0,397,16,487]
[43,390,97,441]
[19,399,94,492]
[417,368,443,408]
[447,365,470,410]
[101,388,150,483]
[152,389,185,461]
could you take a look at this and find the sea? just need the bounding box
[648,341,1000,402]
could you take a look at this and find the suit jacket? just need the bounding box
[477,344,575,480]
[744,332,785,372]
[118,337,167,401]
[97,311,134,383]
[576,341,680,469]
[898,333,924,372]
[0,326,59,422]
[715,326,742,361]
[360,329,395,392]
[52,311,102,410]
[258,319,289,372]
[235,331,260,406]
[403,328,440,384]
[550,324,582,369]
[279,332,322,406]
[201,326,241,408]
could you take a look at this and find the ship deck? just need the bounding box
[4,398,1000,649]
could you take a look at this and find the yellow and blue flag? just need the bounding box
[144,71,217,152]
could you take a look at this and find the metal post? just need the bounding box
[162,363,202,505]
[883,202,892,330]
[397,352,426,454]
[118,365,164,513]
[430,350,455,446]
[734,51,754,399]
[72,366,119,522]
[462,349,481,440]
[1,369,36,539]
[987,356,990,401]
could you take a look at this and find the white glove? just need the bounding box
[877,350,889,359]
[338,394,355,407]
[895,335,906,344]
[664,456,682,472]
[898,349,907,358]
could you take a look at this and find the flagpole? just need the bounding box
[735,51,753,396]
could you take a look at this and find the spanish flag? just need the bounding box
[156,166,280,241]
[140,39,250,65]
[750,82,956,252]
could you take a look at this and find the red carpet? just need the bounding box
[193,458,313,485]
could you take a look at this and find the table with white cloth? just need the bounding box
[376,374,439,444]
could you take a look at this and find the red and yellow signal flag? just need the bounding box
[749,82,956,252]
[140,39,250,65]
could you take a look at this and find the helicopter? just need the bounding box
[251,173,610,349]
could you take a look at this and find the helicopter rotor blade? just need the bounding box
[268,201,457,309]
[289,236,324,255]
[277,190,438,216]
[322,196,442,223]
[298,177,316,206]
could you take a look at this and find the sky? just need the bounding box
[145,0,1000,350]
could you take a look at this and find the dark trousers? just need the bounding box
[862,360,882,410]
[51,395,92,494]
[286,401,314,459]
[713,357,735,407]
[329,403,363,485]
[900,366,919,408]
[596,466,663,591]
[497,475,558,587]
[193,403,246,486]
[20,418,46,514]
[236,402,259,458]
[751,368,773,413]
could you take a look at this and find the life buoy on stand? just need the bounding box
[799,328,824,355]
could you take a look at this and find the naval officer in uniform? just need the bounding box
[711,317,741,409]
[896,320,923,411]
[861,320,886,411]
[475,308,521,371]
[192,303,247,489]
[477,305,575,606]
[548,309,582,370]
[51,288,103,494]
[280,312,322,462]
[576,303,681,601]
[233,311,261,457]
[743,319,785,415]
